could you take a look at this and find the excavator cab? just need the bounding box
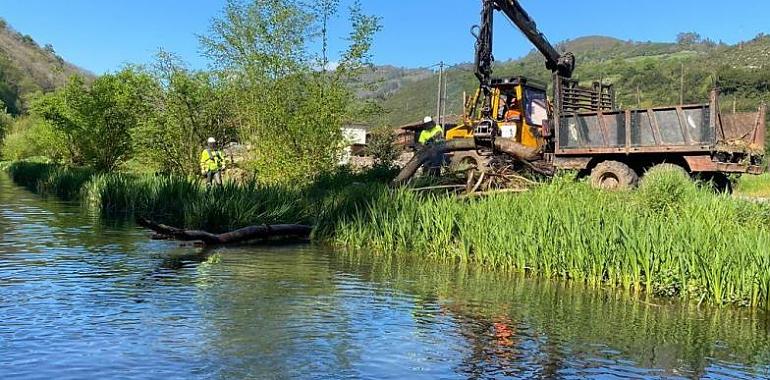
[490,77,548,150]
[446,76,548,151]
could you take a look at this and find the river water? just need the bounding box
[2,174,770,380]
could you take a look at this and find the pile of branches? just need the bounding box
[410,155,550,198]
[463,155,546,194]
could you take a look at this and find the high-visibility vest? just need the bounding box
[505,109,522,122]
[200,149,225,172]
[418,124,444,145]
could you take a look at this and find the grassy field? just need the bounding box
[736,174,770,198]
[6,161,770,308]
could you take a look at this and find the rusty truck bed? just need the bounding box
[554,90,766,174]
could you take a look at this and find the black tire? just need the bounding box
[449,152,488,172]
[590,161,639,190]
[698,172,733,194]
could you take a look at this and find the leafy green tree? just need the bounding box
[32,69,154,171]
[0,116,69,161]
[676,32,702,45]
[132,52,238,175]
[200,0,381,183]
[0,100,11,141]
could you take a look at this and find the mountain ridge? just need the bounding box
[361,35,770,127]
[0,18,91,115]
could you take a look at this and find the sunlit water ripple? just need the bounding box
[2,174,770,379]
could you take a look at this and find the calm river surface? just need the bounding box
[2,174,770,379]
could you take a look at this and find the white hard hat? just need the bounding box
[423,116,433,124]
[207,137,216,144]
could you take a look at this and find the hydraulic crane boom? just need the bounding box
[494,0,575,78]
[473,0,575,101]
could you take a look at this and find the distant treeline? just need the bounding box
[371,34,770,135]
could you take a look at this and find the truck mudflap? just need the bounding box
[683,155,765,174]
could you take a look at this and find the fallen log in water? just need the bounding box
[137,218,313,246]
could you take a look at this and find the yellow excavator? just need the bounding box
[394,0,765,190]
[445,0,577,171]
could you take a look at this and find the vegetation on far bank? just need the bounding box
[1,0,382,184]
[7,160,770,309]
[372,33,770,132]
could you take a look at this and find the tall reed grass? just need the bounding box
[4,161,393,233]
[334,172,770,308]
[6,161,770,307]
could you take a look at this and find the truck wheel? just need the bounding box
[698,172,733,194]
[711,173,733,194]
[639,163,690,189]
[590,161,638,190]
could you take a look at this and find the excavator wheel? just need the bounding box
[590,161,639,190]
[450,152,490,173]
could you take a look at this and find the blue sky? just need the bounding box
[1,0,768,74]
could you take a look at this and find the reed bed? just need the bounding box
[4,161,390,233]
[6,161,770,307]
[334,172,770,308]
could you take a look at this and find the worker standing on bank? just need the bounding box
[418,116,444,147]
[200,137,226,187]
[418,116,444,175]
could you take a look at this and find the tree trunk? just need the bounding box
[493,138,540,161]
[137,218,312,246]
[392,139,477,186]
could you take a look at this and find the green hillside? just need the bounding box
[367,35,770,127]
[0,18,89,114]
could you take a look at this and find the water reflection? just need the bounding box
[2,173,770,379]
[332,253,770,379]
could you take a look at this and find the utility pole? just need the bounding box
[436,61,444,123]
[441,67,448,125]
[680,62,685,105]
[636,85,641,108]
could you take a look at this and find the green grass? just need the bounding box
[6,161,770,308]
[334,171,770,308]
[4,161,394,233]
[736,174,770,198]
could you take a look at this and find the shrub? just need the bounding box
[367,125,399,168]
[637,164,698,212]
[0,116,70,161]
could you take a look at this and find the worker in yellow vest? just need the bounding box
[200,137,226,187]
[418,116,444,146]
[418,116,444,176]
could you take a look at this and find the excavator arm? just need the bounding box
[493,0,575,78]
[473,0,575,118]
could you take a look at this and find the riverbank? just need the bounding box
[5,161,770,308]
